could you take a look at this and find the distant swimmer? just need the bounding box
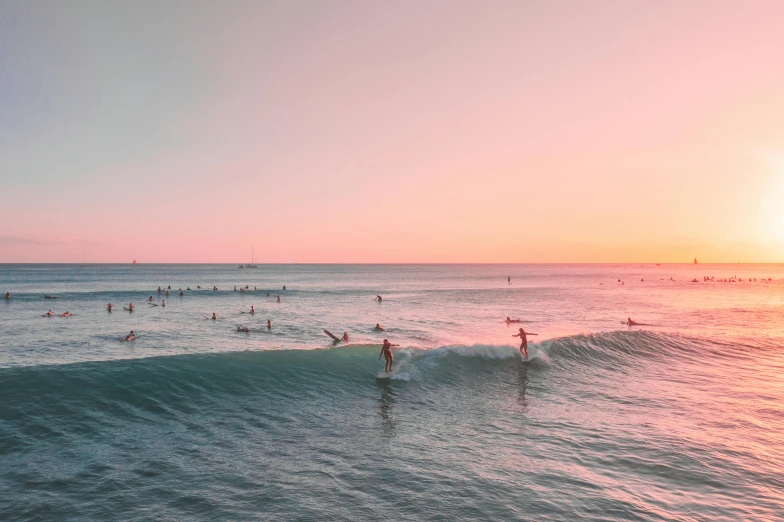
[237,326,249,333]
[212,313,217,320]
[512,327,538,360]
[197,286,201,289]
[342,332,349,342]
[167,286,171,290]
[277,295,281,303]
[626,317,640,326]
[149,296,155,301]
[187,287,191,291]
[505,317,522,324]
[508,277,511,284]
[106,303,113,312]
[250,306,255,314]
[178,291,184,296]
[375,295,382,302]
[123,330,136,341]
[128,303,135,312]
[161,299,166,307]
[157,287,162,293]
[283,285,286,290]
[5,292,10,299]
[165,290,170,296]
[234,286,237,291]
[45,310,54,316]
[213,286,218,291]
[378,339,399,373]
[267,320,272,329]
[59,311,71,317]
[375,324,385,331]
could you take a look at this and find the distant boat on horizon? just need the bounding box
[80,253,87,268]
[245,245,258,268]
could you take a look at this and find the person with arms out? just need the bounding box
[106,303,113,312]
[378,339,399,373]
[513,327,538,360]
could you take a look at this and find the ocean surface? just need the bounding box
[1,263,783,521]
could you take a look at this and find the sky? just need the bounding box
[2,0,784,263]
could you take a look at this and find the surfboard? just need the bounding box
[324,330,341,342]
[376,368,397,381]
[123,307,133,312]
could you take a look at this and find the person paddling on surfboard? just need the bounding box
[378,339,399,373]
[626,317,640,326]
[374,324,385,331]
[123,330,136,341]
[513,327,538,360]
[342,332,349,342]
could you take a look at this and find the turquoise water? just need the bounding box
[2,264,784,520]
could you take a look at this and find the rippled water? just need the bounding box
[1,264,783,520]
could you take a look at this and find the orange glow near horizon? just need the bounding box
[2,2,784,263]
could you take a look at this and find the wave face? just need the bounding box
[2,330,784,521]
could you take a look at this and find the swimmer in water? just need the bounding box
[149,296,155,301]
[250,306,255,314]
[237,326,249,333]
[123,330,136,341]
[375,295,382,302]
[5,292,10,299]
[59,311,71,317]
[378,339,399,373]
[267,320,272,329]
[626,317,640,326]
[179,291,184,296]
[505,317,522,324]
[128,303,134,312]
[283,285,286,290]
[212,313,217,320]
[374,324,385,331]
[45,310,54,316]
[512,327,538,360]
[342,332,349,342]
[107,303,113,312]
[161,299,166,307]
[277,296,281,303]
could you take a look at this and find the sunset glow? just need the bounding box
[2,1,784,263]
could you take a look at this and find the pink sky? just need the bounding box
[2,1,784,263]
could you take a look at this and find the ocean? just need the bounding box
[1,263,783,520]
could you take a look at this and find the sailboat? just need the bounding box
[80,253,87,268]
[245,245,258,268]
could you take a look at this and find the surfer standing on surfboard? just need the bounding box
[378,339,399,373]
[512,327,538,360]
